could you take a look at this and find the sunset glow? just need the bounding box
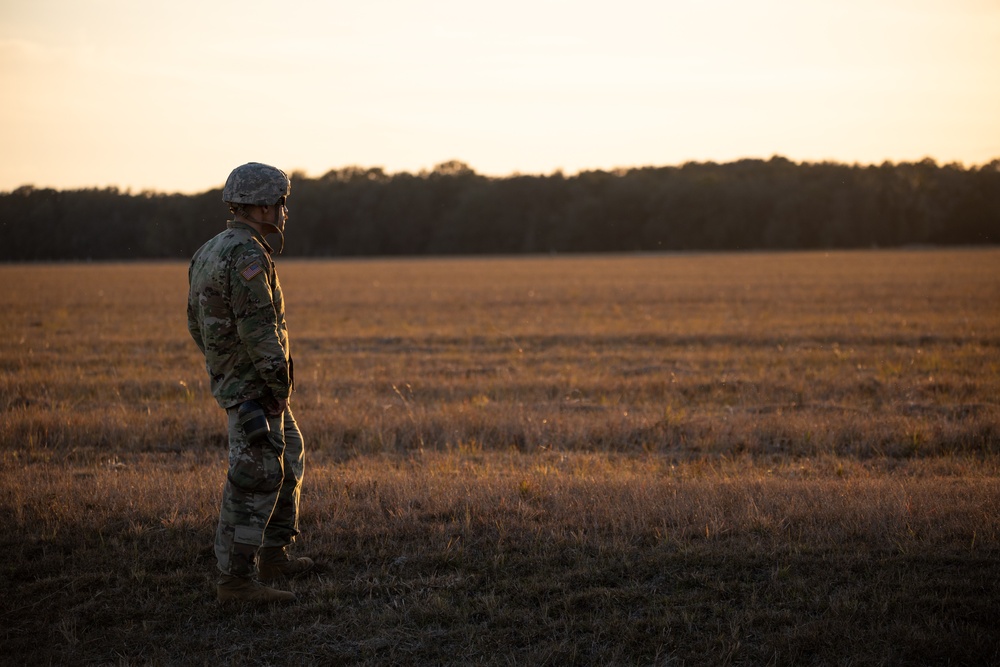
[1,0,998,193]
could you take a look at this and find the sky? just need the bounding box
[1,0,998,194]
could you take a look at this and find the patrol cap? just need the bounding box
[222,162,291,206]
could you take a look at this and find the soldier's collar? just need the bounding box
[227,220,274,254]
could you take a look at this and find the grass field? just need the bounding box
[2,249,999,665]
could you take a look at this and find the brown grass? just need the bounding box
[1,249,999,665]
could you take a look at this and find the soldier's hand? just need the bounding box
[264,397,287,417]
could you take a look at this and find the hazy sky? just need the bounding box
[1,0,998,193]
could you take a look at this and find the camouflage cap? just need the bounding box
[222,162,291,206]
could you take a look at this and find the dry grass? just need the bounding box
[1,249,999,665]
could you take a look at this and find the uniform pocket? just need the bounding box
[228,441,283,492]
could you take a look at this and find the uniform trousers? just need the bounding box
[215,405,304,577]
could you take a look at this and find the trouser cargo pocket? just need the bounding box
[228,441,283,492]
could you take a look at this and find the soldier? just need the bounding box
[187,162,314,603]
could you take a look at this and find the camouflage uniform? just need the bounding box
[187,221,303,578]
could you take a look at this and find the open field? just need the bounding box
[2,249,999,665]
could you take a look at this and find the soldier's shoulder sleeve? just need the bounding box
[227,239,290,399]
[228,239,274,310]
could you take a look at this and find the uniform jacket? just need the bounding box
[187,221,292,409]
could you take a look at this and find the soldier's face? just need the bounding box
[266,198,288,232]
[274,206,286,232]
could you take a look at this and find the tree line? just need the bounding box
[2,156,997,261]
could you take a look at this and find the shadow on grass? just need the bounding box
[5,526,998,666]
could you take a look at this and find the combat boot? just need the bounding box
[257,546,315,582]
[217,574,296,604]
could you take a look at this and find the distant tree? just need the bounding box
[1,157,997,260]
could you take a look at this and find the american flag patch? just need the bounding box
[241,262,263,281]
